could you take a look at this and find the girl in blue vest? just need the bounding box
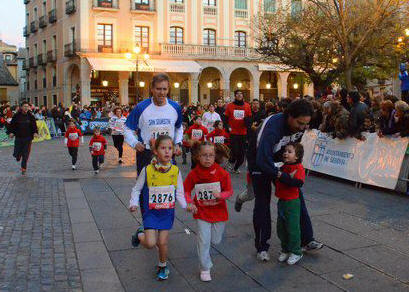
[129,135,187,281]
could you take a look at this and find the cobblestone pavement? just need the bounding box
[1,137,409,292]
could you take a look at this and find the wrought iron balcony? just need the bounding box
[39,15,47,28]
[131,1,155,12]
[38,54,46,66]
[203,6,217,15]
[235,9,248,18]
[30,21,38,33]
[23,26,29,37]
[64,42,76,57]
[29,57,37,68]
[66,0,76,15]
[94,0,118,8]
[169,3,184,13]
[23,59,29,70]
[49,9,57,23]
[47,50,57,62]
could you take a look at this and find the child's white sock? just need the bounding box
[158,261,167,267]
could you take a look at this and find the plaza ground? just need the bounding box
[0,137,409,292]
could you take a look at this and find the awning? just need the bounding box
[86,57,201,73]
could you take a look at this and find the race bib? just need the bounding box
[233,110,245,120]
[112,121,123,131]
[150,125,171,140]
[148,185,176,210]
[214,136,225,144]
[191,129,203,140]
[68,133,78,141]
[93,142,102,151]
[195,182,221,206]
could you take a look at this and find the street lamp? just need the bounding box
[102,80,108,87]
[139,81,145,88]
[405,28,409,37]
[207,82,213,88]
[125,46,149,102]
[237,82,243,88]
[293,83,299,89]
[266,83,271,89]
[174,82,180,88]
[398,37,404,43]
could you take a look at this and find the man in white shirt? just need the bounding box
[124,73,183,174]
[202,104,221,133]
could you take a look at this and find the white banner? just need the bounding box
[301,130,409,190]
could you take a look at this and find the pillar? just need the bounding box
[80,58,91,105]
[190,73,199,105]
[278,72,290,99]
[251,71,261,101]
[304,82,314,97]
[118,71,129,105]
[221,73,231,102]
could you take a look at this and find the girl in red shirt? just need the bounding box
[206,120,230,146]
[184,141,232,282]
[186,116,208,169]
[89,127,107,174]
[64,120,83,170]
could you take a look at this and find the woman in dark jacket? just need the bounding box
[377,100,398,137]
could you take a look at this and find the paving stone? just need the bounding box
[69,208,95,224]
[76,241,113,271]
[72,222,101,243]
[81,268,123,292]
[100,226,137,252]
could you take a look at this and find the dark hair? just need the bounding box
[340,88,348,99]
[234,90,243,96]
[114,107,122,114]
[191,141,230,165]
[192,115,201,122]
[151,73,170,89]
[21,101,30,106]
[252,99,259,102]
[93,127,101,133]
[349,91,360,104]
[286,142,304,163]
[213,120,222,128]
[154,135,174,150]
[285,99,314,118]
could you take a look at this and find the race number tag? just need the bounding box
[191,129,203,140]
[233,110,245,120]
[148,185,176,210]
[112,121,123,132]
[93,142,102,151]
[195,182,221,206]
[214,136,225,144]
[149,125,171,140]
[68,133,78,141]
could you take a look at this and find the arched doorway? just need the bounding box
[199,67,223,105]
[259,71,278,102]
[287,72,306,99]
[230,68,253,102]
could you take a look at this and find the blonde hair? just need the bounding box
[395,100,409,112]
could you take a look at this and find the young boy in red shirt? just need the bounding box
[275,142,305,265]
[186,116,208,169]
[206,120,229,146]
[64,120,83,170]
[89,127,107,174]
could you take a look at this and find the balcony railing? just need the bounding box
[24,0,30,4]
[66,0,76,15]
[160,43,259,60]
[94,0,118,8]
[38,54,46,66]
[235,9,248,18]
[170,3,184,13]
[47,50,57,62]
[64,42,76,57]
[30,21,38,33]
[23,59,29,70]
[204,6,217,15]
[131,1,155,12]
[23,26,29,37]
[98,45,113,53]
[39,15,47,28]
[49,9,57,23]
[29,57,37,68]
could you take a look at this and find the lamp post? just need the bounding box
[125,47,149,102]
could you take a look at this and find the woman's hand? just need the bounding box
[186,203,198,214]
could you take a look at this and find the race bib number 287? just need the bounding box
[148,185,176,210]
[195,182,221,206]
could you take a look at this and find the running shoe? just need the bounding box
[21,168,26,175]
[157,266,170,280]
[131,226,144,247]
[287,253,303,265]
[118,158,123,164]
[72,165,76,170]
[200,270,212,282]
[94,170,99,174]
[234,200,243,212]
[278,252,289,262]
[233,169,241,174]
[302,240,324,252]
[256,251,270,262]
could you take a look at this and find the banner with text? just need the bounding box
[301,130,409,190]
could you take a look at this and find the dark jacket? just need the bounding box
[378,110,398,136]
[246,110,266,172]
[7,111,38,139]
[349,102,368,138]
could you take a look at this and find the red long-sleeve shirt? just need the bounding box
[275,163,305,200]
[184,163,233,223]
[89,134,107,156]
[65,127,82,148]
[206,128,230,145]
[186,124,208,142]
[225,102,252,135]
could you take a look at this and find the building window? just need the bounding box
[52,69,56,87]
[170,0,184,3]
[34,97,38,106]
[291,0,302,17]
[34,79,38,89]
[264,0,276,13]
[234,31,246,48]
[170,27,183,44]
[53,94,57,105]
[43,96,47,106]
[134,26,149,51]
[97,24,113,52]
[203,0,216,5]
[135,0,149,4]
[5,55,12,61]
[234,0,247,9]
[203,29,216,46]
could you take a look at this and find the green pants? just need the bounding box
[277,198,301,255]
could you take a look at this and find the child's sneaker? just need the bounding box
[200,270,212,282]
[278,252,289,262]
[256,251,270,262]
[287,253,303,265]
[118,158,123,164]
[131,227,144,247]
[156,266,169,280]
[21,168,26,175]
[302,240,323,252]
[72,165,76,170]
[94,170,99,174]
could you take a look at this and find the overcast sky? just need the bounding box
[0,0,25,48]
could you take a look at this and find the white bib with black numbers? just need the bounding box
[149,125,172,140]
[233,110,245,120]
[148,185,176,210]
[194,182,221,206]
[68,133,78,141]
[191,129,203,140]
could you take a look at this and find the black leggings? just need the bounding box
[68,147,78,165]
[112,135,124,158]
[229,134,246,171]
[13,137,32,170]
[92,155,105,170]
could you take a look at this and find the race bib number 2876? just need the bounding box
[148,185,176,210]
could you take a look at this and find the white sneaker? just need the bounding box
[257,251,270,262]
[287,253,303,265]
[118,158,123,164]
[94,170,99,174]
[72,165,76,170]
[233,169,241,174]
[200,270,212,282]
[278,252,289,262]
